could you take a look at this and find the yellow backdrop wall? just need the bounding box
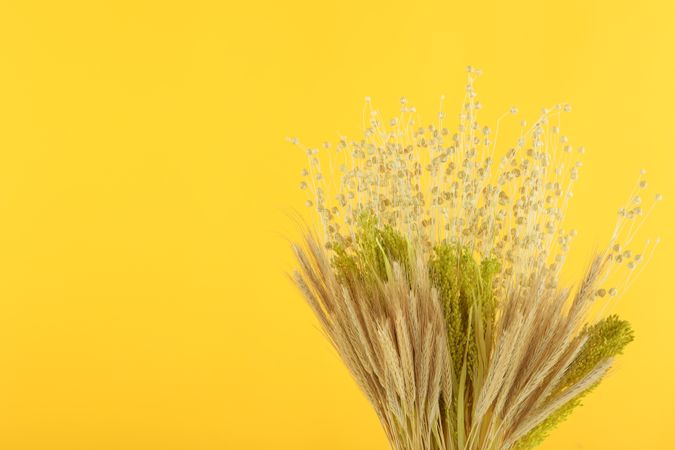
[0,1,672,449]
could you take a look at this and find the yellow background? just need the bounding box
[0,1,672,449]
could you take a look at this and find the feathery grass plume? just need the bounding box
[290,67,660,450]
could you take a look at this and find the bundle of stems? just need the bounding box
[290,69,659,450]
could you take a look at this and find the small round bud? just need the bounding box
[608,288,618,297]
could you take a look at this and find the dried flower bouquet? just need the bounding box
[291,69,660,450]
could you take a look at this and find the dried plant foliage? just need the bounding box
[290,69,658,449]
